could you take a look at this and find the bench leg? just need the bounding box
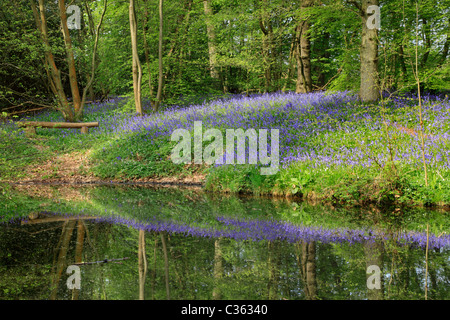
[81,126,89,134]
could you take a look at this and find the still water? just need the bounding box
[0,184,449,300]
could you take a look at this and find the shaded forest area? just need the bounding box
[1,0,448,121]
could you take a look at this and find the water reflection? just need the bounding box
[0,185,449,300]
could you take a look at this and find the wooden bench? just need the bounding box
[17,121,99,135]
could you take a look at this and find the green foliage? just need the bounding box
[90,131,200,179]
[1,0,449,108]
[0,125,50,181]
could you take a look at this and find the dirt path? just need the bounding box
[12,148,206,187]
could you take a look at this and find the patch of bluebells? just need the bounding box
[9,91,450,171]
[109,91,448,171]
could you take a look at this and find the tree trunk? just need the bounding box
[282,36,296,92]
[154,0,164,112]
[30,0,73,121]
[84,0,108,103]
[58,0,82,120]
[129,0,143,115]
[295,0,313,93]
[142,0,154,104]
[420,17,431,69]
[259,0,272,92]
[31,0,106,121]
[359,0,380,102]
[438,22,449,66]
[204,0,219,80]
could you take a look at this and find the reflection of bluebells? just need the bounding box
[15,211,447,250]
[103,215,450,249]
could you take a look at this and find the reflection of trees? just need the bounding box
[212,238,223,300]
[23,215,100,300]
[296,241,318,300]
[268,241,280,299]
[138,230,171,300]
[138,229,147,300]
[364,240,384,300]
[48,218,89,300]
[2,212,450,300]
[72,220,86,300]
[50,220,76,300]
[160,232,170,300]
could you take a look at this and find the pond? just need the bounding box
[1,184,449,301]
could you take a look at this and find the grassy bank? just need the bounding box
[1,91,449,208]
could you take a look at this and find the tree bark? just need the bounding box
[31,0,106,121]
[30,0,73,121]
[82,0,107,106]
[301,241,318,300]
[154,0,164,112]
[204,0,219,80]
[142,0,154,104]
[258,0,272,92]
[295,0,313,93]
[129,0,143,115]
[438,22,449,66]
[359,0,380,101]
[58,0,82,119]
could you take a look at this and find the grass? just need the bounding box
[2,91,449,208]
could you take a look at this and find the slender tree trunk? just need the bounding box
[438,22,449,66]
[154,0,164,112]
[359,0,380,101]
[142,0,154,103]
[259,0,272,92]
[129,0,143,115]
[282,35,296,91]
[295,0,313,93]
[84,0,108,103]
[175,0,193,89]
[58,0,82,120]
[204,0,219,80]
[398,44,408,86]
[81,0,107,111]
[419,17,431,69]
[84,2,99,101]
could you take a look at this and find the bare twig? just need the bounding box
[74,257,129,266]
